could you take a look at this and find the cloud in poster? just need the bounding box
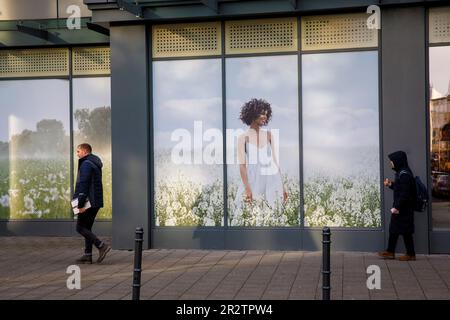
[73,77,111,110]
[302,51,380,176]
[155,97,222,130]
[162,59,216,81]
[153,59,223,135]
[302,52,379,142]
[303,92,379,148]
[226,56,298,104]
[300,53,352,87]
[153,59,222,99]
[0,80,70,142]
[303,146,380,179]
[232,56,298,92]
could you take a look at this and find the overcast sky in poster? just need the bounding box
[302,51,380,178]
[0,79,69,142]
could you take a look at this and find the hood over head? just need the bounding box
[388,150,409,172]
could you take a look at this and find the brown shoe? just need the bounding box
[378,251,395,259]
[75,254,92,264]
[97,243,111,263]
[398,254,416,261]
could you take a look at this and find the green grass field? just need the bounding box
[155,172,380,227]
[0,158,112,220]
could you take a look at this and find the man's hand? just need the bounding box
[390,208,399,215]
[384,178,393,187]
[78,208,86,214]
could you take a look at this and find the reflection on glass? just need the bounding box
[226,56,300,226]
[302,51,381,227]
[0,80,70,219]
[429,46,450,230]
[153,59,223,226]
[73,77,111,220]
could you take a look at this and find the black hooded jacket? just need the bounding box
[387,151,416,234]
[73,154,104,209]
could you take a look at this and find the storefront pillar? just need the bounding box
[381,6,429,254]
[110,25,151,250]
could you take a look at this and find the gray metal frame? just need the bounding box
[221,20,228,229]
[146,15,386,252]
[297,16,304,237]
[148,26,155,249]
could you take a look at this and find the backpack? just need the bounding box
[399,170,429,212]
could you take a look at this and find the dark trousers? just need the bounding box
[76,207,103,255]
[387,233,415,256]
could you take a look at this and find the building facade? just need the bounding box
[0,0,449,254]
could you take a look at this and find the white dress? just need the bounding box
[234,140,284,210]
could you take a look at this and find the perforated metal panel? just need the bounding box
[301,13,378,51]
[225,18,298,54]
[152,22,221,58]
[0,48,69,78]
[429,7,450,44]
[72,47,110,75]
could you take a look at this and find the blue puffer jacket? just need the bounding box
[73,154,104,208]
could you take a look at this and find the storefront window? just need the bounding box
[153,59,224,226]
[0,80,71,219]
[429,46,450,229]
[73,77,112,220]
[226,55,300,226]
[302,51,381,227]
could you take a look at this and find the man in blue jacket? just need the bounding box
[74,143,111,264]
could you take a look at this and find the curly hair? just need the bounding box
[239,98,272,126]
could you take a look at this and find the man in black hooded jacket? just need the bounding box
[74,143,111,264]
[378,150,417,261]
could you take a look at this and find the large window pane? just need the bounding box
[429,46,450,230]
[73,77,111,220]
[302,51,381,228]
[226,55,300,226]
[0,80,70,219]
[153,59,223,226]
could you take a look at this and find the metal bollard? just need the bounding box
[322,226,331,300]
[132,227,144,301]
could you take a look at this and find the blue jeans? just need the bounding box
[76,207,103,255]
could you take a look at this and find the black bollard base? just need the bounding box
[322,227,331,300]
[132,227,144,301]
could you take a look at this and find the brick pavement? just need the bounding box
[1,237,449,300]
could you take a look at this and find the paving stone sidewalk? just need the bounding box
[0,237,450,300]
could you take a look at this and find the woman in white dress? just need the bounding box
[235,98,288,215]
